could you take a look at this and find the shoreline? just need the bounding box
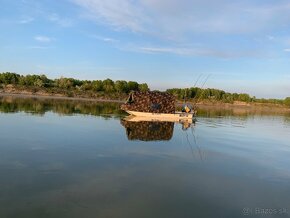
[0,92,125,103]
[0,92,290,113]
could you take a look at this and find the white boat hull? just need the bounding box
[125,110,194,121]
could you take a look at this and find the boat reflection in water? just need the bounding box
[121,115,194,141]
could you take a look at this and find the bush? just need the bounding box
[284,97,290,107]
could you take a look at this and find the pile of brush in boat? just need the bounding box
[121,91,195,120]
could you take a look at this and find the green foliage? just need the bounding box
[0,72,149,96]
[166,87,283,104]
[115,80,128,93]
[285,97,290,107]
[55,77,74,89]
[103,78,115,93]
[0,72,285,105]
[127,81,139,91]
[237,93,251,102]
[80,81,93,91]
[0,72,20,84]
[138,83,149,92]
[92,80,103,91]
[18,74,53,87]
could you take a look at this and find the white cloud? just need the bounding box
[132,45,261,58]
[26,46,52,49]
[71,0,290,60]
[284,49,290,52]
[34,35,53,43]
[19,17,34,24]
[74,0,147,32]
[89,34,119,43]
[102,37,118,43]
[47,13,74,27]
[73,0,290,37]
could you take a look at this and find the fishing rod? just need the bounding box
[192,74,211,108]
[182,74,203,108]
[193,74,203,88]
[182,74,210,113]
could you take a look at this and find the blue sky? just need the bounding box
[1,0,290,98]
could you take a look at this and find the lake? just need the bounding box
[0,96,290,218]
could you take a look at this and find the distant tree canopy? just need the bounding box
[166,87,287,106]
[0,72,20,84]
[0,72,288,106]
[166,87,252,103]
[0,72,149,94]
[285,97,290,107]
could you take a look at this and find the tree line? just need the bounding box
[0,72,149,94]
[0,72,289,106]
[167,87,251,102]
[167,87,289,106]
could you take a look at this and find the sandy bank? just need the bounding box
[0,92,125,103]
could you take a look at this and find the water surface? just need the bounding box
[0,96,290,218]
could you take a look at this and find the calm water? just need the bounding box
[0,96,290,218]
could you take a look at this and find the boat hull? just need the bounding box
[125,110,194,121]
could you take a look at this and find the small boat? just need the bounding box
[121,91,196,121]
[123,114,195,124]
[125,111,194,121]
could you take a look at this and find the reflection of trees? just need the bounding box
[284,117,290,125]
[195,106,290,118]
[121,120,174,141]
[0,97,125,117]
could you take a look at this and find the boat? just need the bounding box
[123,114,194,125]
[125,111,194,121]
[121,91,196,120]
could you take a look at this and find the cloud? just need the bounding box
[47,13,74,27]
[129,45,262,58]
[74,0,147,32]
[284,49,290,52]
[73,0,290,37]
[19,17,34,24]
[34,35,53,43]
[89,34,119,43]
[26,46,52,49]
[70,0,290,60]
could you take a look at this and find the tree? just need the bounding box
[232,93,239,101]
[188,87,198,98]
[285,97,290,107]
[80,81,93,91]
[114,80,128,93]
[209,89,225,100]
[138,83,149,92]
[34,79,44,87]
[92,80,103,91]
[127,81,139,91]
[19,74,42,86]
[39,74,53,87]
[238,93,251,102]
[221,93,234,103]
[0,72,20,84]
[102,78,115,92]
[55,77,74,89]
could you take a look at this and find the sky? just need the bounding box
[1,0,290,98]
